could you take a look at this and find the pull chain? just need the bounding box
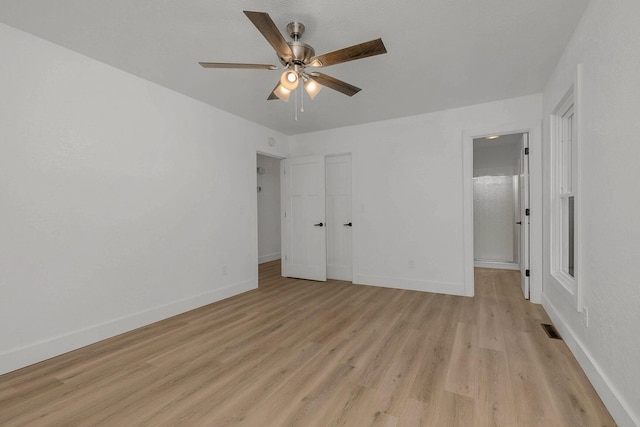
[301,83,304,113]
[295,86,298,120]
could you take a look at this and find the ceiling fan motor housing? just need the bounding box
[286,22,305,39]
[278,22,315,67]
[282,41,315,66]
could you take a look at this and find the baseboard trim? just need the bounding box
[354,274,465,296]
[0,278,256,376]
[474,261,520,271]
[258,252,281,264]
[543,295,639,427]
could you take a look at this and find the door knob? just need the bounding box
[516,221,522,225]
[314,222,324,227]
[343,222,352,227]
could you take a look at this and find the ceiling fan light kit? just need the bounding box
[303,78,322,99]
[273,84,291,101]
[280,69,299,90]
[199,10,387,111]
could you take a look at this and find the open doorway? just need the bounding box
[473,133,530,298]
[257,153,282,265]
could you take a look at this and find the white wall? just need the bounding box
[473,134,522,177]
[541,1,640,425]
[257,154,281,263]
[289,94,541,296]
[0,23,288,375]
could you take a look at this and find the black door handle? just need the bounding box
[516,221,522,224]
[343,222,352,227]
[314,222,324,227]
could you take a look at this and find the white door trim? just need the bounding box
[462,122,543,303]
[520,133,531,299]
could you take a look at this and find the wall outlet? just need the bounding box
[408,260,415,269]
[222,265,228,276]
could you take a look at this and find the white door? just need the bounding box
[326,155,352,281]
[281,155,327,281]
[519,133,530,299]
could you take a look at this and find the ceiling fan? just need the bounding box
[199,11,387,101]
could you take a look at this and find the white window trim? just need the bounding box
[550,65,583,311]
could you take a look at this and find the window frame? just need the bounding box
[550,84,580,309]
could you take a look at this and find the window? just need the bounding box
[551,89,577,295]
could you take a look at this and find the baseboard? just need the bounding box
[0,278,256,376]
[474,261,520,270]
[543,295,639,427]
[354,274,465,296]
[258,252,281,264]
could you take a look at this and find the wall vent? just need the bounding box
[541,323,562,340]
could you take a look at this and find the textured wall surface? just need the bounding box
[541,1,640,425]
[0,23,287,375]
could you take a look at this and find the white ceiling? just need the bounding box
[0,0,589,135]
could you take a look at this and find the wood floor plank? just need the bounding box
[0,261,616,426]
[444,322,479,398]
[408,295,460,406]
[477,302,506,351]
[399,397,428,426]
[476,348,517,426]
[369,329,430,418]
[424,391,475,427]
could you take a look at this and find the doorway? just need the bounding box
[472,133,530,298]
[257,153,282,264]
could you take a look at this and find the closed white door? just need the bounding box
[326,155,352,281]
[281,155,327,281]
[519,133,530,299]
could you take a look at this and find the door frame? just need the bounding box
[520,133,531,299]
[462,122,542,303]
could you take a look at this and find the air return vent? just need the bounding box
[541,323,562,340]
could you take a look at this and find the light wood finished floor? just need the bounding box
[0,262,614,426]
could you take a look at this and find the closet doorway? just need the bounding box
[280,154,353,282]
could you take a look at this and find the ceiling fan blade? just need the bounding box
[309,73,361,97]
[243,11,294,62]
[309,38,387,67]
[267,82,289,101]
[267,82,280,100]
[199,62,277,70]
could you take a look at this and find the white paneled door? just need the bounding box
[519,133,530,299]
[281,155,327,281]
[326,155,352,281]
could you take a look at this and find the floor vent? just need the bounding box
[541,323,562,340]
